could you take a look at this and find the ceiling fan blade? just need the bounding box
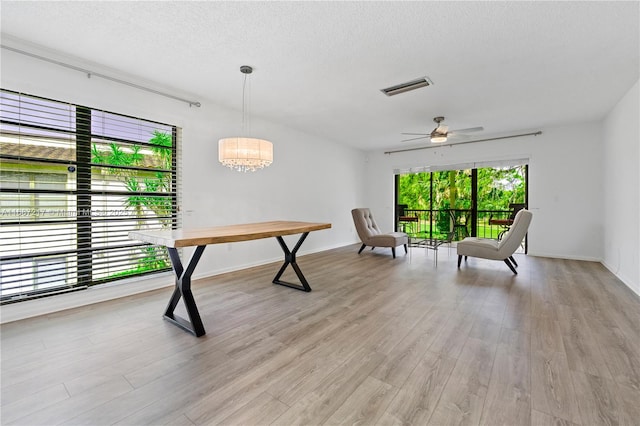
[401,135,430,142]
[434,124,448,134]
[446,133,472,140]
[401,132,429,136]
[449,126,484,134]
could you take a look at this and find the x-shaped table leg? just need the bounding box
[272,232,312,292]
[164,246,207,337]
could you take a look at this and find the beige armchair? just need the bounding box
[457,209,532,274]
[351,208,408,258]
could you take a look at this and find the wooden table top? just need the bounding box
[129,220,332,248]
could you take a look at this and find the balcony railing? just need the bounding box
[398,209,515,241]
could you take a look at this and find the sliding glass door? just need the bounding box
[395,163,527,247]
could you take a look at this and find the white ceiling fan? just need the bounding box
[402,116,484,143]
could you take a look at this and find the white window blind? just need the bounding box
[0,89,180,303]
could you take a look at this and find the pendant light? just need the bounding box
[218,65,273,172]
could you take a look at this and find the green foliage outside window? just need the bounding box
[91,130,173,277]
[477,166,526,210]
[398,165,526,239]
[398,166,525,211]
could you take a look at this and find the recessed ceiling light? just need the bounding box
[380,76,433,96]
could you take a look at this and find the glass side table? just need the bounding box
[409,237,445,266]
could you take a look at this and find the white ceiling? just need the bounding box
[1,1,638,151]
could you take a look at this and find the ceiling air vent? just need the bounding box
[380,76,433,96]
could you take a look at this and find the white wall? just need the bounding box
[602,79,640,296]
[363,122,604,261]
[0,46,365,284]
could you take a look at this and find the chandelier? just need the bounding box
[218,66,273,172]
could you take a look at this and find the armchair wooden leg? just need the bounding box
[457,255,463,268]
[504,258,518,274]
[358,244,366,254]
[404,244,408,254]
[509,255,518,267]
[392,247,396,258]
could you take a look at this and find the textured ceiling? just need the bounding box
[1,1,638,151]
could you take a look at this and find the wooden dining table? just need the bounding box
[129,220,331,337]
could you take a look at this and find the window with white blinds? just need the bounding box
[0,89,180,303]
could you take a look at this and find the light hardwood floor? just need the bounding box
[1,244,639,425]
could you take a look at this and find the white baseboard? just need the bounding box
[529,251,639,298]
[0,241,355,324]
[10,242,630,324]
[527,251,601,262]
[601,260,640,298]
[0,272,175,324]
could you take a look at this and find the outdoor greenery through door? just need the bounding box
[396,164,527,243]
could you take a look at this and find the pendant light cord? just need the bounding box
[242,72,247,133]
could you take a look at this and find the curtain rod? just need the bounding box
[1,44,202,108]
[384,131,542,155]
